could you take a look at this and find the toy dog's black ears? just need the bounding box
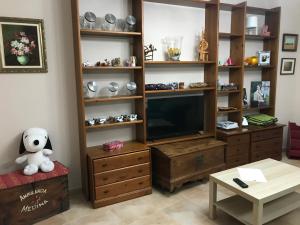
[19,132,26,154]
[45,137,52,150]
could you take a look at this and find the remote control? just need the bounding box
[233,178,248,188]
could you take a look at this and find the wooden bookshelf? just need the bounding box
[217,90,240,96]
[245,34,276,40]
[218,65,242,70]
[219,32,242,39]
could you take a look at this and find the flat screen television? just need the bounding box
[147,94,204,141]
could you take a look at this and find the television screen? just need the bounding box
[147,94,204,140]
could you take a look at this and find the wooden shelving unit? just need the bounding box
[218,2,281,124]
[71,0,281,202]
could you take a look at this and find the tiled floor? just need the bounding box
[37,155,300,225]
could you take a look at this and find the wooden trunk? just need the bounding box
[152,138,226,192]
[0,176,69,225]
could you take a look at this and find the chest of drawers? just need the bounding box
[87,142,152,208]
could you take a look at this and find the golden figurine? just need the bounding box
[198,29,209,61]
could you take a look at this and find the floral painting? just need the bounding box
[0,17,47,73]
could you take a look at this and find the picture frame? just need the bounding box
[258,50,271,66]
[250,81,270,108]
[280,58,296,75]
[0,17,47,73]
[282,33,298,52]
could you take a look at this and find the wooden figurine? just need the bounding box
[198,29,209,61]
[144,44,157,61]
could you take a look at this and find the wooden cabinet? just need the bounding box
[152,139,226,192]
[217,124,285,167]
[87,142,152,208]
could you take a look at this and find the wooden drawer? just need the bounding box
[93,150,150,173]
[226,143,249,157]
[94,163,150,186]
[226,153,249,166]
[95,175,150,200]
[251,138,282,155]
[252,128,283,142]
[227,134,250,146]
[171,147,224,178]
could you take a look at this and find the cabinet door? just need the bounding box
[251,138,282,161]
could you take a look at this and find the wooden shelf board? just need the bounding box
[243,106,273,112]
[145,61,215,66]
[147,132,215,147]
[246,34,276,40]
[244,65,274,70]
[144,0,217,8]
[86,120,143,130]
[215,193,300,225]
[246,6,271,15]
[217,109,241,115]
[219,32,242,39]
[145,87,215,95]
[218,65,242,69]
[82,66,143,73]
[80,29,142,37]
[84,96,143,104]
[217,90,240,96]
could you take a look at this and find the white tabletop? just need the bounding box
[210,159,300,202]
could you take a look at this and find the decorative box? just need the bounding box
[103,141,124,151]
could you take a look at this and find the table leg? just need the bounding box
[209,179,217,219]
[253,201,263,225]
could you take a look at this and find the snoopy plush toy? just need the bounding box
[16,128,55,176]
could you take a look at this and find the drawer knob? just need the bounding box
[102,164,108,168]
[139,182,144,185]
[102,177,108,181]
[138,169,143,173]
[103,190,109,194]
[137,157,143,161]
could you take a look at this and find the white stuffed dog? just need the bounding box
[16,128,55,176]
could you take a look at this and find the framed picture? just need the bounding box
[282,34,298,52]
[250,81,270,108]
[0,17,47,73]
[280,58,296,75]
[258,51,271,66]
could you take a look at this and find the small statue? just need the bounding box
[82,60,92,67]
[261,25,270,37]
[198,29,209,62]
[111,58,121,67]
[144,44,157,61]
[224,57,234,66]
[100,59,111,67]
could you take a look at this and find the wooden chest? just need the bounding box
[0,162,69,225]
[87,142,152,208]
[217,132,250,169]
[152,138,226,192]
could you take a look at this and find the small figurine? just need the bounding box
[261,25,270,37]
[189,82,208,89]
[129,114,138,121]
[224,57,234,66]
[126,56,137,67]
[179,82,185,89]
[95,61,101,67]
[114,116,124,123]
[111,57,121,67]
[198,29,209,62]
[144,44,157,61]
[82,60,92,67]
[101,59,111,67]
[94,117,107,125]
[85,119,95,126]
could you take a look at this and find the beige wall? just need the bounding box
[0,0,299,190]
[0,0,81,189]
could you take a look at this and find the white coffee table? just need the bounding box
[209,159,300,225]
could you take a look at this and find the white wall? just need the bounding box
[0,0,299,190]
[0,0,81,189]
